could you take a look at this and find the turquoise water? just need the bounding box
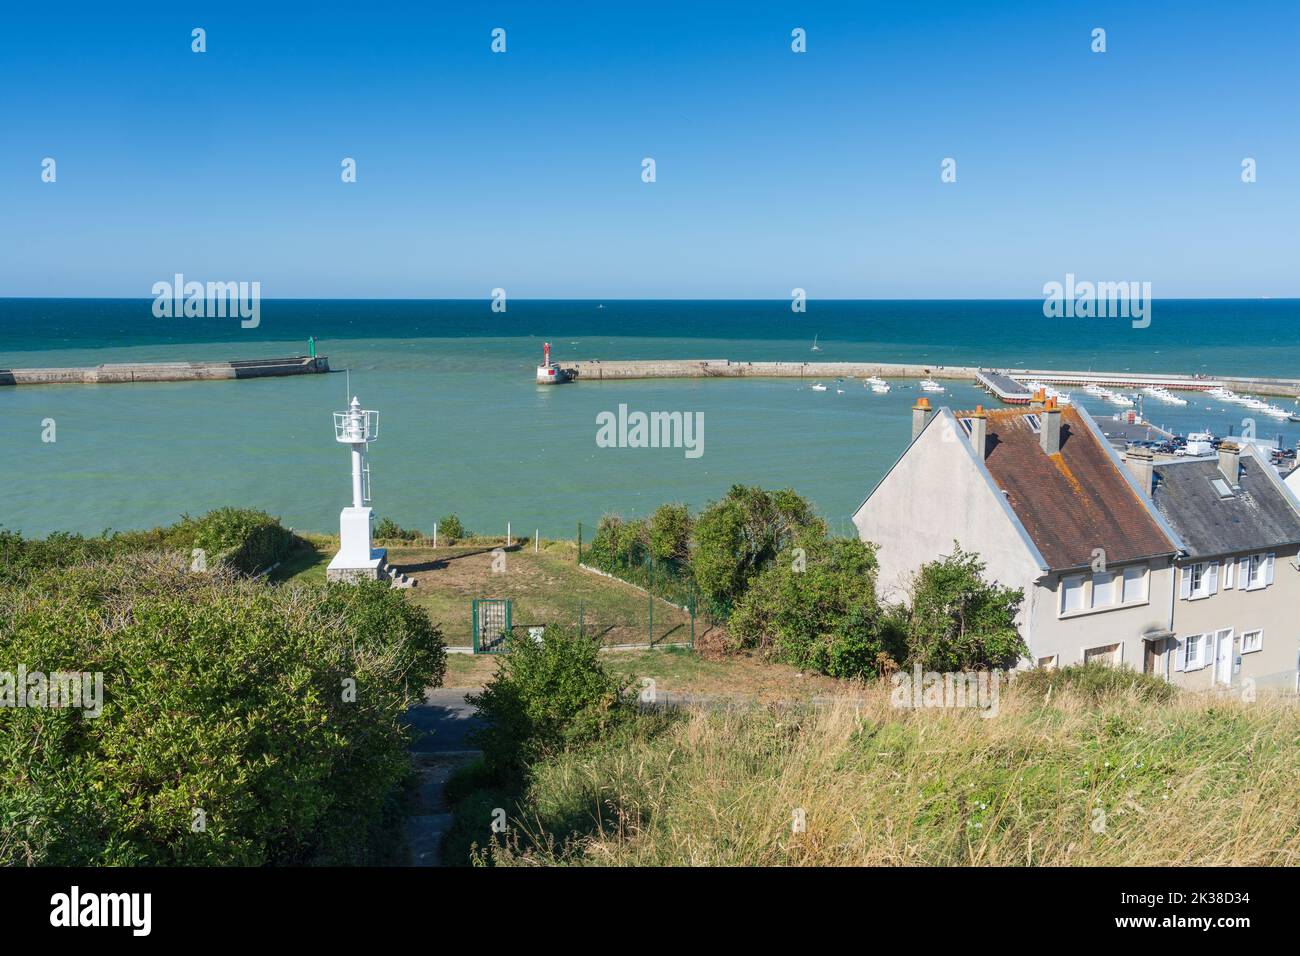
[2,299,1297,537]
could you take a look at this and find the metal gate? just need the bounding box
[471,599,512,654]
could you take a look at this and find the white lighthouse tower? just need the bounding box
[326,396,385,582]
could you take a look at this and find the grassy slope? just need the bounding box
[483,683,1300,866]
[279,538,695,648]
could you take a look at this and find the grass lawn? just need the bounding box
[386,541,695,648]
[276,536,698,649]
[445,645,847,702]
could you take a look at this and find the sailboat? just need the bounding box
[811,334,821,352]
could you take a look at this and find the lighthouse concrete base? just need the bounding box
[327,506,386,583]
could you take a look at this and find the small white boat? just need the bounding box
[1262,404,1289,418]
[810,383,827,392]
[1245,398,1268,410]
[1084,384,1108,396]
[836,388,845,394]
[920,379,945,393]
[864,375,887,387]
[870,382,891,393]
[1107,392,1135,407]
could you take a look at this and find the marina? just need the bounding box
[564,358,1300,401]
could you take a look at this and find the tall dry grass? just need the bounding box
[490,680,1300,866]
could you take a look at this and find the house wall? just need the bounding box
[852,414,1044,638]
[1168,545,1300,692]
[1027,558,1177,669]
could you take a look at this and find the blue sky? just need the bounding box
[1,1,1297,298]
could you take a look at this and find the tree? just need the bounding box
[690,485,825,613]
[902,544,1025,670]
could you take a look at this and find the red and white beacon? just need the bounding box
[536,341,570,384]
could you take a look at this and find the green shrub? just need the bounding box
[467,628,629,779]
[900,544,1026,671]
[690,485,824,615]
[0,509,300,584]
[167,508,299,574]
[437,514,467,543]
[0,554,446,866]
[729,535,892,677]
[647,504,692,564]
[374,517,422,542]
[1013,662,1176,703]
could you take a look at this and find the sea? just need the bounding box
[2,298,1297,538]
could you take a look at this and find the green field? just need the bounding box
[278,537,697,649]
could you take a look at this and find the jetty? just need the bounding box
[0,355,329,387]
[564,359,1300,400]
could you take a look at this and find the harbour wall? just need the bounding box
[0,356,330,387]
[566,359,1300,399]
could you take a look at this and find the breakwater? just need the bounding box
[566,359,1300,400]
[0,355,329,387]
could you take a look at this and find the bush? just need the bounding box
[166,508,299,574]
[467,628,629,779]
[647,504,692,564]
[0,509,300,584]
[437,514,467,543]
[374,517,422,542]
[729,536,893,677]
[691,485,824,615]
[0,554,446,865]
[1013,662,1176,703]
[900,544,1026,671]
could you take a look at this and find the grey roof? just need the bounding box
[1150,454,1300,557]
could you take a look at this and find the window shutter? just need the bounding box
[1266,553,1275,586]
[1222,559,1235,589]
[1238,557,1250,590]
[1179,566,1192,600]
[1174,638,1186,672]
[1207,561,1219,595]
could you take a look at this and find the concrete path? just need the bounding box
[404,688,484,867]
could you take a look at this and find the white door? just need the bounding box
[1214,629,1234,686]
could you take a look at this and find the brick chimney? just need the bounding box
[968,405,987,458]
[911,397,933,441]
[1040,397,1062,455]
[1126,445,1154,496]
[1218,441,1241,486]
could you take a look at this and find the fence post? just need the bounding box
[690,588,696,649]
[578,600,584,639]
[577,522,582,564]
[534,528,539,553]
[433,523,437,549]
[647,554,653,646]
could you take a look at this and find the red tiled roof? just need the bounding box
[961,406,1176,569]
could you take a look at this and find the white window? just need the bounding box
[1061,574,1085,614]
[1037,655,1058,669]
[1240,553,1275,591]
[1180,561,1218,600]
[1241,629,1263,653]
[1178,633,1211,671]
[1121,565,1147,604]
[1084,643,1122,666]
[1091,571,1118,608]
